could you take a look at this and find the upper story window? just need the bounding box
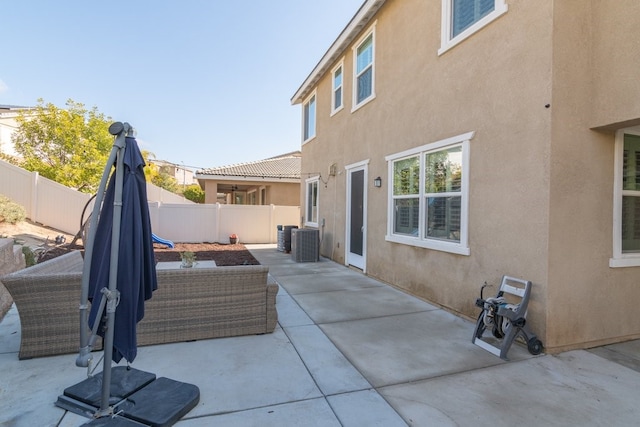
[385,132,473,255]
[439,0,508,55]
[331,61,344,115]
[611,128,640,267]
[353,24,376,110]
[305,176,319,227]
[303,92,316,143]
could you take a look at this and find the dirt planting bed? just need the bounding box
[38,242,259,266]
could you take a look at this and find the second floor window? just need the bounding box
[332,63,343,114]
[452,0,495,37]
[354,28,375,108]
[303,93,316,142]
[439,0,507,54]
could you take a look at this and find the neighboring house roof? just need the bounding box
[0,104,31,112]
[291,0,386,105]
[196,151,301,182]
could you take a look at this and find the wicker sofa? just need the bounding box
[1,250,278,359]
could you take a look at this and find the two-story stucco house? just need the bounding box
[292,0,640,353]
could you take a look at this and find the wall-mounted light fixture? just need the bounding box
[373,176,382,188]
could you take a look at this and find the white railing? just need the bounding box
[0,159,300,243]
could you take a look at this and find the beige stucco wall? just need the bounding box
[545,0,640,352]
[203,181,218,204]
[265,182,300,206]
[299,0,640,352]
[590,0,640,130]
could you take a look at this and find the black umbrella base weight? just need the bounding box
[56,367,200,426]
[59,366,156,408]
[81,416,147,426]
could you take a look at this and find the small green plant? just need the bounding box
[21,245,37,267]
[0,195,26,224]
[180,251,196,268]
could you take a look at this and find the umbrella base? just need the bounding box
[59,366,156,408]
[56,367,200,426]
[81,415,148,426]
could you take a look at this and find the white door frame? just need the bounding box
[345,159,369,271]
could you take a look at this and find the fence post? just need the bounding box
[270,204,277,244]
[30,171,39,223]
[215,203,221,243]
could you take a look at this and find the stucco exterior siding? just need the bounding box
[297,0,640,353]
[305,0,554,333]
[545,1,640,352]
[590,0,640,130]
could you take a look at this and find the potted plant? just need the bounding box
[180,251,196,268]
[229,233,238,244]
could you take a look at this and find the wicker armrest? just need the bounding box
[0,251,86,359]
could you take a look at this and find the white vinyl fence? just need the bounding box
[0,159,300,243]
[0,159,91,235]
[149,203,300,244]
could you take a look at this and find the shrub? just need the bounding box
[183,185,205,204]
[0,195,26,224]
[21,245,37,267]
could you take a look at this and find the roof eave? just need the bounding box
[291,0,386,105]
[195,174,300,184]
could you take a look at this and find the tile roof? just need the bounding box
[197,151,301,180]
[0,104,30,110]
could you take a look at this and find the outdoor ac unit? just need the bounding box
[291,228,319,262]
[277,230,285,252]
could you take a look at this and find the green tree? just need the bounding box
[151,171,180,193]
[183,184,205,203]
[11,99,113,193]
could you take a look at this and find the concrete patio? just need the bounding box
[1,244,639,426]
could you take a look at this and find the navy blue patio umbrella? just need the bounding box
[78,122,157,415]
[87,128,157,364]
[58,122,199,425]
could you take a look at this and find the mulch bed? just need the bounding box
[38,242,260,266]
[153,242,259,266]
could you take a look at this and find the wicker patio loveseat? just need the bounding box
[1,250,278,359]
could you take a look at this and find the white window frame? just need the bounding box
[302,91,317,143]
[352,22,376,112]
[610,127,640,267]
[305,176,320,227]
[439,0,508,55]
[385,132,474,255]
[331,59,345,116]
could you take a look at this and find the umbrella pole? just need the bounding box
[97,123,129,416]
[76,123,124,369]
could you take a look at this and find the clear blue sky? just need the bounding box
[0,0,364,171]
